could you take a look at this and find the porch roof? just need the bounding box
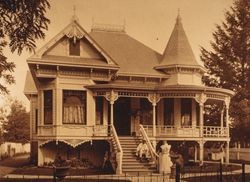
[86,84,234,97]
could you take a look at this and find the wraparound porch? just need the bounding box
[36,124,229,139]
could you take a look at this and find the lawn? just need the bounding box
[11,166,114,176]
[0,179,131,182]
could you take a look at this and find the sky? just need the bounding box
[0,0,234,110]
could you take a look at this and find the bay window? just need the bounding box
[63,90,86,124]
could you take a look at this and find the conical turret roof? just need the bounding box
[157,13,201,68]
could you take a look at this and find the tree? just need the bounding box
[0,0,50,94]
[200,0,250,143]
[2,99,30,143]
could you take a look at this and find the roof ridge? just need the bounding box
[91,22,126,33]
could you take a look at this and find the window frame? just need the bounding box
[69,38,80,56]
[62,90,87,125]
[43,90,53,125]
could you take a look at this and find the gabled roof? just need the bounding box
[28,19,117,66]
[89,30,165,76]
[157,14,201,68]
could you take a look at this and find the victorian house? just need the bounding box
[24,14,234,174]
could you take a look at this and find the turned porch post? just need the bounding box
[105,90,118,125]
[224,97,230,130]
[198,140,204,164]
[195,93,207,138]
[148,93,160,137]
[224,97,230,163]
[220,107,224,128]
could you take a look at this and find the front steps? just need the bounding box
[119,136,157,174]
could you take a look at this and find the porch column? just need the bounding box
[148,93,160,137]
[198,141,204,164]
[225,141,230,163]
[224,97,230,163]
[37,141,43,166]
[225,97,230,137]
[194,145,198,162]
[220,107,224,128]
[105,90,118,125]
[195,93,207,137]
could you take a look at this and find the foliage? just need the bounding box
[200,0,250,142]
[0,0,50,94]
[2,99,29,143]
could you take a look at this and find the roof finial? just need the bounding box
[71,5,79,22]
[176,8,181,24]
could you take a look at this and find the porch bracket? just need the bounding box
[105,90,118,104]
[147,93,160,106]
[194,93,207,105]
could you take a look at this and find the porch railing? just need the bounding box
[139,125,159,165]
[203,126,228,137]
[110,125,123,174]
[142,125,229,138]
[37,124,109,137]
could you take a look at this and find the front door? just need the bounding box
[114,97,131,135]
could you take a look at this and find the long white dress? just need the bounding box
[159,143,172,173]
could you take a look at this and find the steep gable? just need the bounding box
[29,19,117,66]
[44,36,103,59]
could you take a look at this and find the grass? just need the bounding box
[181,162,242,173]
[11,167,114,176]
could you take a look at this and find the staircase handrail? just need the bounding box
[139,124,159,163]
[110,124,123,174]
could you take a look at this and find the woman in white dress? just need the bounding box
[159,141,172,173]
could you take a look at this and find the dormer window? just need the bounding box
[69,38,80,56]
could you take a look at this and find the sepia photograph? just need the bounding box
[0,0,249,181]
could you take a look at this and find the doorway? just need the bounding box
[114,97,131,135]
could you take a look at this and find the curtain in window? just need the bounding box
[63,105,85,124]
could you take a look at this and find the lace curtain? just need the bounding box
[63,105,85,124]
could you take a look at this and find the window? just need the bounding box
[69,38,80,56]
[181,98,192,126]
[95,97,103,125]
[164,98,174,125]
[63,90,86,124]
[44,90,53,125]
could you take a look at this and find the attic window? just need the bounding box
[69,38,80,56]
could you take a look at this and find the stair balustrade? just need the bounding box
[110,125,123,174]
[139,125,159,166]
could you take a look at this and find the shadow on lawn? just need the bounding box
[11,167,114,176]
[0,179,131,182]
[183,173,250,182]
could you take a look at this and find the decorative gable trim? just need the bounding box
[31,20,116,65]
